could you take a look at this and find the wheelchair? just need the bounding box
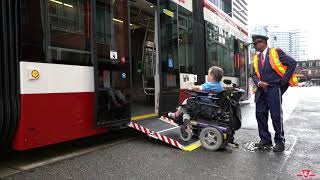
[177,80,244,151]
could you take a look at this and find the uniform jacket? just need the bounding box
[252,48,297,103]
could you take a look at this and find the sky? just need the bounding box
[248,0,320,59]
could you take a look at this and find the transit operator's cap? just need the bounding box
[252,34,269,44]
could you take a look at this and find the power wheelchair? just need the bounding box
[176,80,244,151]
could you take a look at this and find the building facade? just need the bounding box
[232,0,248,27]
[269,27,303,61]
[250,25,308,61]
[296,60,320,84]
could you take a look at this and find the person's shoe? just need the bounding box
[164,112,176,120]
[273,143,285,152]
[163,113,179,124]
[254,141,273,148]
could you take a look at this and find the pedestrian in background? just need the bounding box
[251,34,298,152]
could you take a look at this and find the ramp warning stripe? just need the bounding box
[129,121,184,149]
[159,116,179,126]
[129,117,202,151]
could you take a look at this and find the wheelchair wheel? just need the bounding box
[179,126,192,142]
[199,127,223,151]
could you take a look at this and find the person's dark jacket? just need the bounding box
[252,48,297,103]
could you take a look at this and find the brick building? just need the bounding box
[296,60,320,85]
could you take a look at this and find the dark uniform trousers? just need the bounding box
[252,48,296,145]
[256,86,284,145]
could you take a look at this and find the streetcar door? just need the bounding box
[93,0,131,128]
[235,40,249,100]
[157,0,193,114]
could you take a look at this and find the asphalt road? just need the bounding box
[2,87,320,180]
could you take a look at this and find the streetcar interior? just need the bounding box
[129,0,157,117]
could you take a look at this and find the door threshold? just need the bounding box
[131,113,158,121]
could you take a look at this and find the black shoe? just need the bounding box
[273,144,285,152]
[254,141,273,148]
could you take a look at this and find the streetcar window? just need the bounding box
[95,0,112,61]
[48,0,91,66]
[178,5,194,74]
[95,0,129,61]
[208,0,231,15]
[94,0,130,89]
[20,0,46,62]
[112,0,129,61]
[159,1,179,89]
[206,22,236,77]
[96,0,112,45]
[224,0,232,17]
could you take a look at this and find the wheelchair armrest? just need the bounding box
[209,97,219,100]
[196,101,220,108]
[185,89,209,96]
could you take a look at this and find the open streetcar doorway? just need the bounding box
[129,0,159,119]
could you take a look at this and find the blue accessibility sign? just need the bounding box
[121,72,126,79]
[168,58,174,68]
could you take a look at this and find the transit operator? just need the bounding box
[251,34,298,152]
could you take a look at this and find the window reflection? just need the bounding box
[95,0,130,123]
[238,42,248,88]
[20,0,46,62]
[112,0,129,61]
[96,0,112,45]
[96,0,112,61]
[95,0,129,62]
[178,6,194,74]
[95,0,130,90]
[48,0,91,65]
[206,22,236,76]
[159,2,179,89]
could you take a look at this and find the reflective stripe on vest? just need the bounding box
[253,53,261,80]
[252,48,299,87]
[269,48,298,86]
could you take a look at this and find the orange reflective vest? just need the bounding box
[253,48,298,87]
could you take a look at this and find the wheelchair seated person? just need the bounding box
[166,66,225,123]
